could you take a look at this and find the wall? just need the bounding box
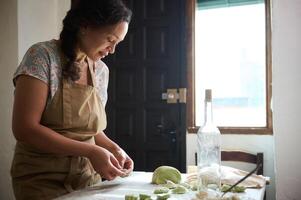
[272,0,301,199]
[56,0,72,38]
[0,0,18,199]
[0,0,70,199]
[18,0,70,61]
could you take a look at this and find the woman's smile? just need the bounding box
[98,51,109,59]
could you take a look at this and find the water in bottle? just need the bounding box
[197,89,221,197]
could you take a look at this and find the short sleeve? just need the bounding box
[95,60,109,107]
[13,43,50,86]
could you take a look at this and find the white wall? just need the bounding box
[0,0,18,199]
[272,0,301,199]
[0,1,70,199]
[56,0,72,38]
[18,0,70,61]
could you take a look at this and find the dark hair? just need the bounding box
[59,0,132,81]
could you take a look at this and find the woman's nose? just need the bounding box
[109,44,116,54]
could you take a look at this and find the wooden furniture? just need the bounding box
[221,150,266,200]
[195,151,264,175]
[221,150,264,175]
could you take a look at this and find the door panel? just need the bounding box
[104,0,186,172]
[144,26,169,58]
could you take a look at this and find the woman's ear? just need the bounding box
[79,26,88,36]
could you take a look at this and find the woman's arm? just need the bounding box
[94,131,121,153]
[13,75,93,156]
[12,75,125,180]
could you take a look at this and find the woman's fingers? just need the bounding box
[110,154,122,169]
[88,146,126,180]
[124,157,134,170]
[119,157,126,168]
[110,164,126,177]
[108,155,126,176]
[99,164,125,180]
[114,149,126,168]
[88,146,135,180]
[102,172,114,181]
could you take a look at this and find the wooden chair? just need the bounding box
[221,150,264,175]
[194,150,264,175]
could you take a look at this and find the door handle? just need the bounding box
[161,88,187,104]
[168,130,176,143]
[156,124,164,134]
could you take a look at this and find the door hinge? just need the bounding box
[162,88,186,104]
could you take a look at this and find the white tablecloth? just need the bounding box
[55,172,266,200]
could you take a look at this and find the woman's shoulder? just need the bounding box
[94,59,109,76]
[14,39,61,86]
[27,39,60,58]
[94,59,109,106]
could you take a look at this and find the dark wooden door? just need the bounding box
[104,0,187,172]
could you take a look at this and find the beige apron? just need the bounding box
[11,58,106,200]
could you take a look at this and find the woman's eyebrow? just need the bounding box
[112,33,124,41]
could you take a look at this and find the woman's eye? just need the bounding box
[108,38,114,43]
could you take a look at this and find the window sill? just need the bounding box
[187,126,273,135]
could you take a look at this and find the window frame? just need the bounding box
[186,0,273,135]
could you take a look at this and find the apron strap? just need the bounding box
[86,57,97,87]
[62,79,72,126]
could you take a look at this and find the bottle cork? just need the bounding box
[205,89,212,102]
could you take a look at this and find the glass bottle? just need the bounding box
[197,89,221,196]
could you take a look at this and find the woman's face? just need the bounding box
[78,21,129,61]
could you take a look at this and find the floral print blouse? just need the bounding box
[13,39,109,107]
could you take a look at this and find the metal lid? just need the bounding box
[205,89,212,102]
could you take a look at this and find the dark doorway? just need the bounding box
[104,0,187,172]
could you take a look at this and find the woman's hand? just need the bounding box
[87,145,126,180]
[112,148,134,176]
[93,132,134,176]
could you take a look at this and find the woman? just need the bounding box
[11,0,133,199]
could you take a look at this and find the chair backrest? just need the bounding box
[221,150,264,175]
[194,150,264,175]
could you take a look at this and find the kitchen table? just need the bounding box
[55,171,266,200]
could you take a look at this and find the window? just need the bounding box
[186,0,272,134]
